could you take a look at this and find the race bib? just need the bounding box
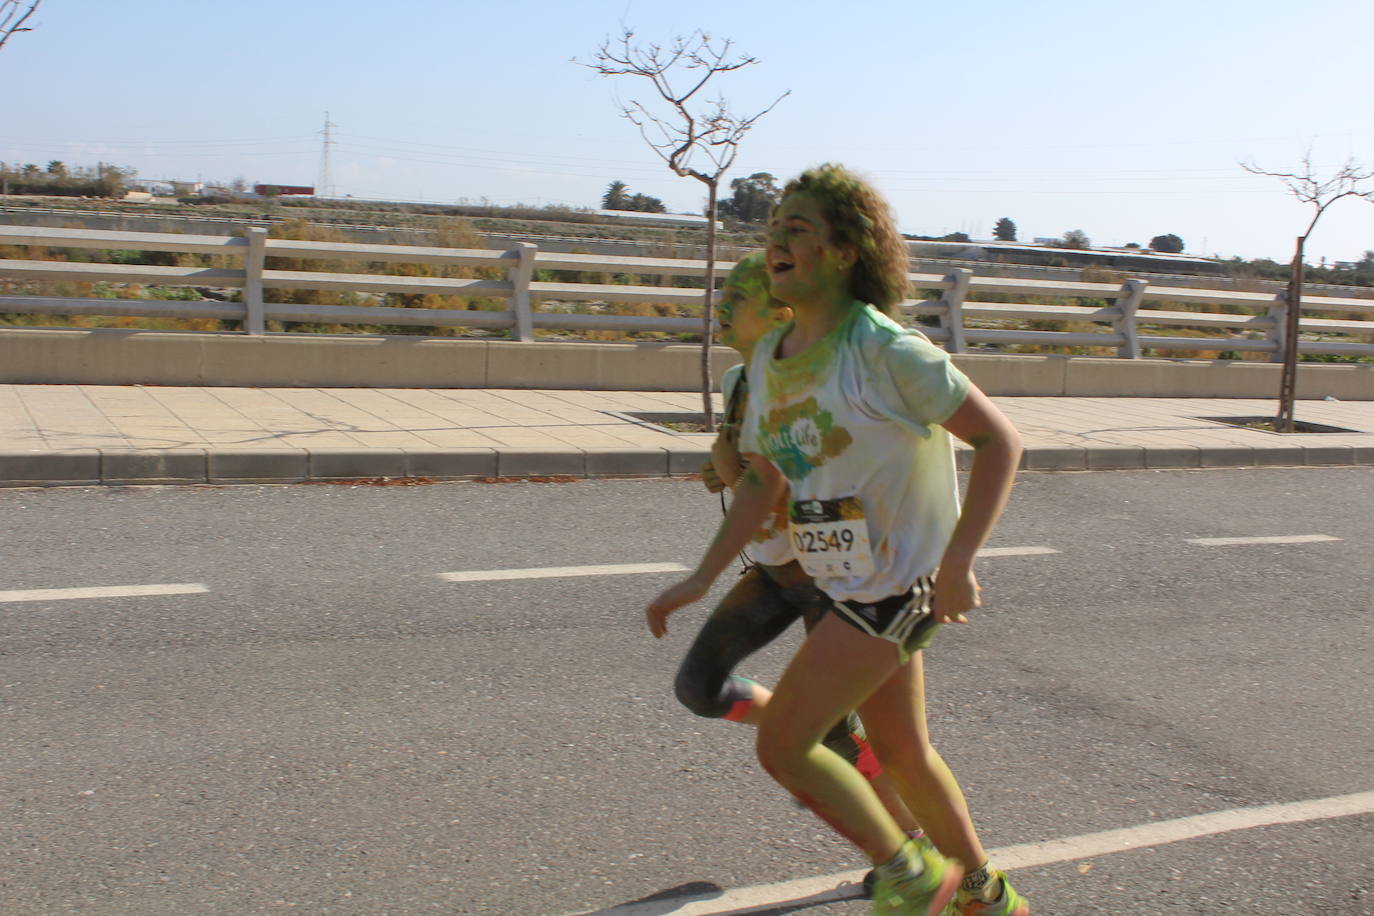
[788,496,875,579]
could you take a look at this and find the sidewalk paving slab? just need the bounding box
[0,385,1371,487]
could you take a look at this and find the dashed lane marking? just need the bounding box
[439,551,1055,586]
[1185,534,1342,546]
[439,562,690,583]
[977,546,1061,557]
[0,583,210,604]
[565,790,1374,916]
[991,790,1374,869]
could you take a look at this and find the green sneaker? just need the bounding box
[948,870,1029,916]
[869,837,960,916]
[862,833,934,899]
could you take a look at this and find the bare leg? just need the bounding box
[871,771,922,834]
[675,566,921,830]
[717,680,923,835]
[754,613,908,862]
[859,651,986,870]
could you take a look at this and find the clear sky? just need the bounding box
[4,0,1373,264]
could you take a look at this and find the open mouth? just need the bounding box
[766,249,794,275]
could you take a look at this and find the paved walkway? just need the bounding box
[1,384,1372,486]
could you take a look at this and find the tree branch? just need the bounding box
[578,28,786,181]
[578,27,787,433]
[0,0,40,53]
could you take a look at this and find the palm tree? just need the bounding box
[601,180,629,210]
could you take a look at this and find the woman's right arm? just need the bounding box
[705,422,745,491]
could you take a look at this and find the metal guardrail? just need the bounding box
[2,224,1373,359]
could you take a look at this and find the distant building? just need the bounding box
[126,178,178,196]
[592,209,723,230]
[254,184,315,197]
[906,238,1223,276]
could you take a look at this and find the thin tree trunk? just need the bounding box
[700,180,718,433]
[1277,236,1305,432]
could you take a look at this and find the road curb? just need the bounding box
[0,444,1371,488]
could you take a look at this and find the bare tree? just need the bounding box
[1242,153,1374,431]
[0,0,41,54]
[580,29,788,431]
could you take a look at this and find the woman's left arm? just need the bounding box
[934,386,1023,623]
[645,452,787,637]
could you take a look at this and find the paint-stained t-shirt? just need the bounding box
[721,363,792,566]
[740,304,970,602]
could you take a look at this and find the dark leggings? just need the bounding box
[674,563,866,764]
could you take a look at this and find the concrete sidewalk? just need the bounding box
[1,384,1372,487]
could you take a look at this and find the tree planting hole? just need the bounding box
[1202,416,1360,434]
[621,411,711,433]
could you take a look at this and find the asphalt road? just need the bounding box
[1,469,1371,915]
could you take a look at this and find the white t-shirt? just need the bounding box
[741,305,971,602]
[721,363,792,566]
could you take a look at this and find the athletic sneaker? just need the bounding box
[869,837,960,916]
[948,870,1029,916]
[862,833,934,899]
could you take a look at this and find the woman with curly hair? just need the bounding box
[647,164,1029,915]
[655,252,931,867]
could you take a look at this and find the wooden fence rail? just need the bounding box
[3,224,1373,360]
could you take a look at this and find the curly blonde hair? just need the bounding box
[781,163,910,314]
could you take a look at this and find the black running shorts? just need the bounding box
[829,576,940,663]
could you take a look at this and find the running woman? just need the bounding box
[658,253,925,851]
[647,164,1030,916]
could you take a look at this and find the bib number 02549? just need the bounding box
[788,496,875,579]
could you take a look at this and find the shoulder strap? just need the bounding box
[724,368,748,425]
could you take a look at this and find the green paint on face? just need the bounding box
[766,192,854,309]
[719,252,789,357]
[724,252,771,306]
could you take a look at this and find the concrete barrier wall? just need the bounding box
[0,327,741,390]
[3,327,1371,398]
[954,351,1372,399]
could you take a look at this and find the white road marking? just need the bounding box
[977,546,1061,558]
[0,583,209,604]
[439,562,689,583]
[991,790,1374,870]
[565,790,1374,916]
[1186,534,1341,546]
[439,552,1056,585]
